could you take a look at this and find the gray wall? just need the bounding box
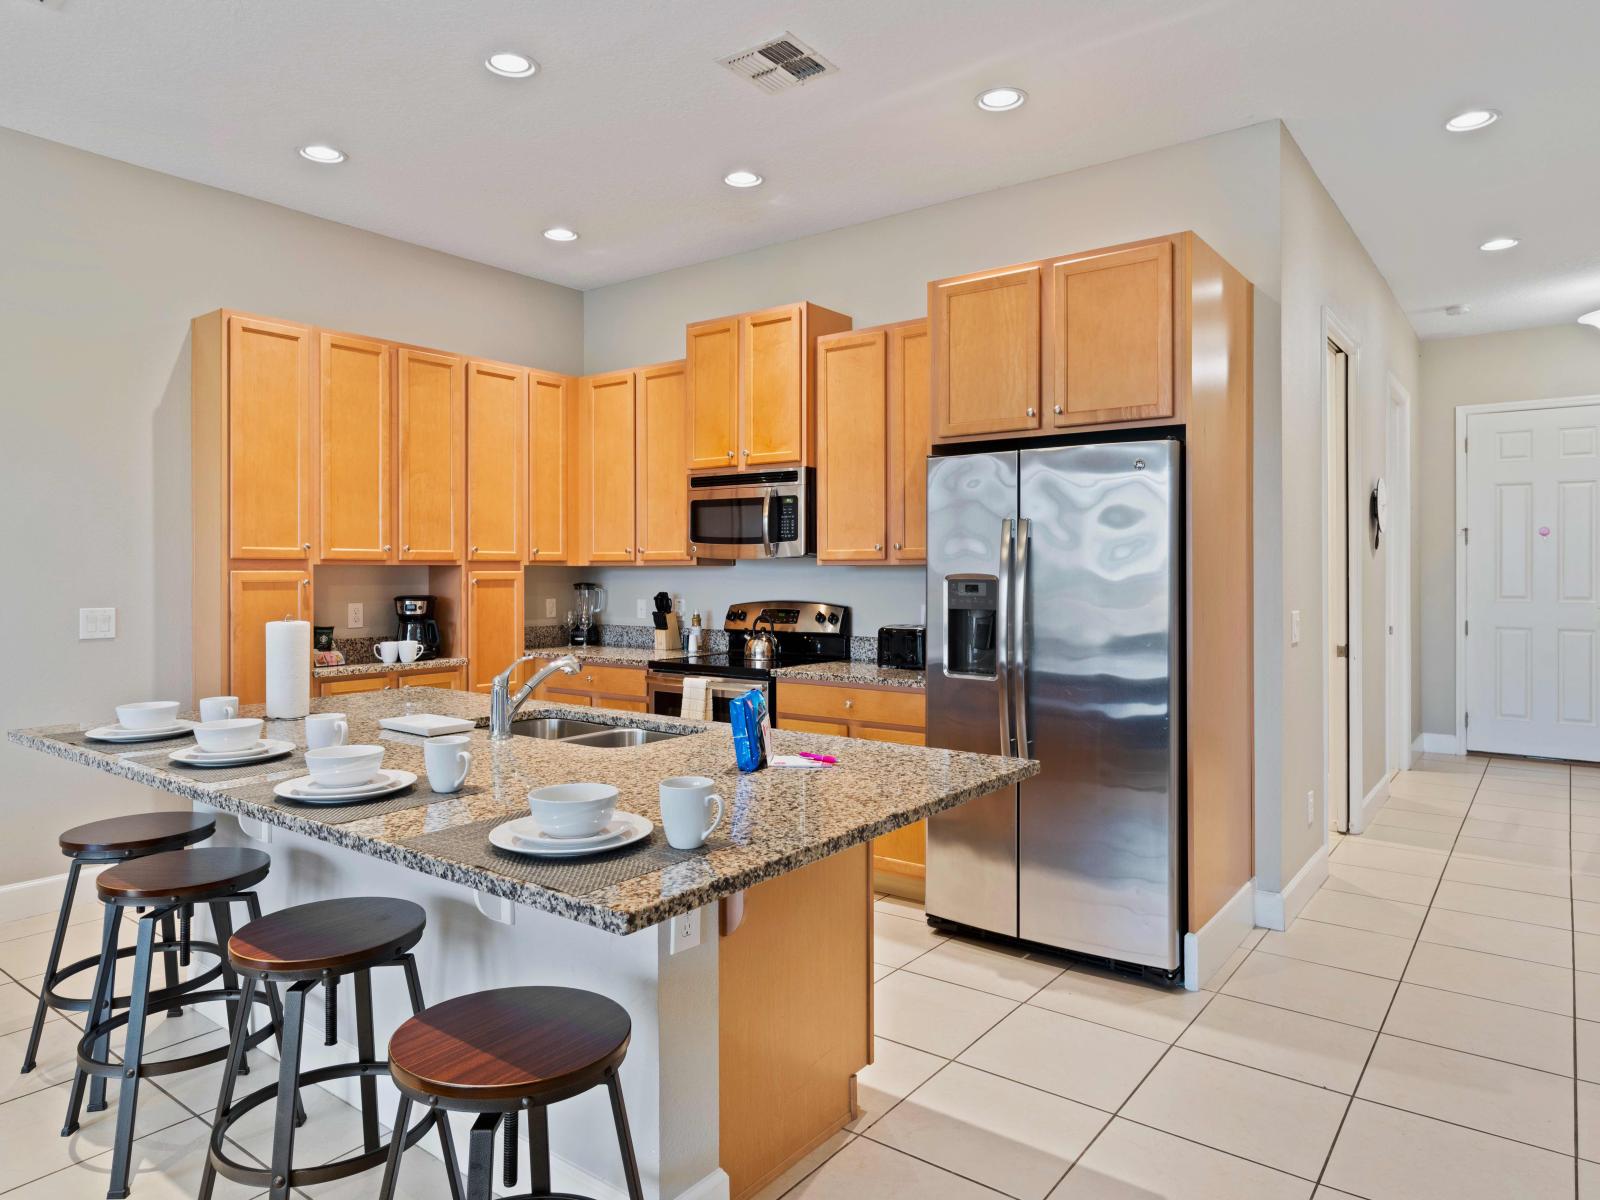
[0,126,582,887]
[1417,325,1600,736]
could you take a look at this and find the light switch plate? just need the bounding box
[636,598,648,620]
[1290,609,1301,646]
[347,603,364,629]
[669,907,701,954]
[78,608,115,640]
[545,598,556,618]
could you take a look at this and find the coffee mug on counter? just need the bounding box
[659,776,724,850]
[424,735,472,794]
[395,639,423,664]
[198,695,239,723]
[374,642,400,664]
[305,712,348,750]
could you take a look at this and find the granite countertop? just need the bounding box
[314,656,469,680]
[773,661,926,690]
[9,690,1032,935]
[525,645,685,667]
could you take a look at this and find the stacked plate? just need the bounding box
[85,719,197,744]
[273,769,418,805]
[169,739,295,768]
[489,812,652,858]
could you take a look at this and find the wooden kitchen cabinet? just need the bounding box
[527,369,576,563]
[465,570,523,693]
[396,348,465,563]
[465,361,528,562]
[400,666,466,690]
[929,265,1041,440]
[635,360,693,563]
[887,320,930,563]
[577,370,638,564]
[228,316,314,560]
[316,331,391,562]
[314,665,465,697]
[228,570,311,707]
[317,674,391,697]
[522,658,647,710]
[685,316,739,470]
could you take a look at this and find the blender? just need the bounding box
[572,582,604,646]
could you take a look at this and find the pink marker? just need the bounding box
[798,752,838,764]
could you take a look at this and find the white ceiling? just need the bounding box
[3,0,1597,338]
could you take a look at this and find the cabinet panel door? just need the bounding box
[466,362,527,561]
[317,332,391,562]
[396,348,464,562]
[581,371,638,563]
[686,317,739,470]
[741,304,804,467]
[320,674,391,696]
[399,668,463,690]
[1048,241,1173,427]
[779,716,850,737]
[466,570,523,693]
[228,316,312,559]
[930,265,1041,439]
[228,570,310,705]
[888,321,931,564]
[528,370,574,563]
[635,360,692,563]
[816,330,888,562]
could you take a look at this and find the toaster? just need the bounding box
[876,624,926,671]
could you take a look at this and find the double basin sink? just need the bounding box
[509,716,687,749]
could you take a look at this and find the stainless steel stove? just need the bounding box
[647,601,851,720]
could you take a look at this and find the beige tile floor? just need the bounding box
[2,752,1596,1198]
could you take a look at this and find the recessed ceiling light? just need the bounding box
[1479,236,1519,252]
[1445,304,1471,316]
[542,227,578,242]
[485,52,538,78]
[723,170,763,188]
[976,86,1026,112]
[1445,108,1499,133]
[298,144,346,164]
[1579,309,1600,330]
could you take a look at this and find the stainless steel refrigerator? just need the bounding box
[924,440,1182,973]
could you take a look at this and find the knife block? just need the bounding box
[653,612,681,651]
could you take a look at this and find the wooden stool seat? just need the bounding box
[59,811,216,859]
[227,897,427,980]
[389,987,632,1107]
[97,847,270,905]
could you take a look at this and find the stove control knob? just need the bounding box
[827,613,841,625]
[814,612,827,625]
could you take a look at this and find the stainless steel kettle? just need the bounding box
[744,616,778,666]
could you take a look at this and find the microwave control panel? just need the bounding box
[773,494,800,542]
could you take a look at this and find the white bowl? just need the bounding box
[528,782,619,839]
[116,701,181,730]
[193,718,264,754]
[305,744,385,788]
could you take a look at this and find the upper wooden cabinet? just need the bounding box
[887,320,930,564]
[635,360,693,564]
[1045,241,1173,427]
[228,569,311,705]
[227,315,313,560]
[316,331,391,562]
[528,369,576,564]
[929,265,1041,440]
[465,569,523,693]
[686,301,852,473]
[396,348,464,563]
[465,361,528,562]
[577,370,638,564]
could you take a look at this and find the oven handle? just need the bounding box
[648,673,759,699]
[761,487,775,558]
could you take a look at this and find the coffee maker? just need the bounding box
[393,595,442,660]
[571,582,603,647]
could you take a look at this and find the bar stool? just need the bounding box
[69,846,285,1200]
[20,812,216,1076]
[201,897,463,1200]
[380,986,645,1200]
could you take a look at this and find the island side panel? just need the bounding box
[719,841,872,1200]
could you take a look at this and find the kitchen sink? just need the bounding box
[559,727,687,749]
[509,717,611,741]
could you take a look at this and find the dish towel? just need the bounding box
[680,677,713,722]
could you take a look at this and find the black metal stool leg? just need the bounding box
[64,901,119,1132]
[243,894,302,1125]
[397,953,464,1199]
[528,1104,553,1196]
[376,1094,413,1200]
[606,1069,645,1200]
[209,900,247,1076]
[197,975,255,1200]
[21,857,81,1074]
[466,1112,498,1200]
[354,968,380,1154]
[158,910,182,1017]
[105,912,159,1199]
[267,983,309,1200]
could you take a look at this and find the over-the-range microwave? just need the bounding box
[688,468,813,560]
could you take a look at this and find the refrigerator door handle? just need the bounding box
[996,517,1015,756]
[1012,517,1032,757]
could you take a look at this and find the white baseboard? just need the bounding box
[1183,880,1254,992]
[1253,844,1329,932]
[1413,733,1463,757]
[0,865,107,924]
[1353,772,1393,833]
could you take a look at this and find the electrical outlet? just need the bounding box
[636,598,648,620]
[1306,790,1315,826]
[1290,610,1302,646]
[346,603,364,629]
[78,608,115,640]
[545,597,556,619]
[669,907,701,954]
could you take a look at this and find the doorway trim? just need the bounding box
[1453,392,1600,756]
[1386,375,1413,775]
[1322,306,1362,836]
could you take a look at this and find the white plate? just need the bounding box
[489,812,652,858]
[272,769,417,805]
[85,719,197,744]
[169,739,295,768]
[378,714,475,737]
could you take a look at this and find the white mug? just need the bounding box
[373,642,400,664]
[305,712,348,750]
[198,695,239,723]
[424,736,473,794]
[659,776,724,850]
[396,639,423,664]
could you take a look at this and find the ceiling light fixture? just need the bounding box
[485,51,538,78]
[1579,310,1600,330]
[1444,304,1471,316]
[542,227,578,242]
[1445,108,1499,133]
[1479,236,1519,252]
[723,170,763,188]
[976,86,1026,112]
[298,144,346,164]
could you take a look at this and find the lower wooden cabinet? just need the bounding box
[521,658,647,710]
[466,570,524,693]
[317,674,391,697]
[229,570,312,706]
[313,665,466,698]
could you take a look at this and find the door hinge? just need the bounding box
[1462,527,1469,544]
[1335,644,1349,659]
[1464,620,1469,636]
[1465,711,1471,728]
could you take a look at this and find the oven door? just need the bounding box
[647,673,766,722]
[687,477,809,559]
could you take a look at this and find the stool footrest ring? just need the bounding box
[42,939,224,1013]
[76,988,275,1079]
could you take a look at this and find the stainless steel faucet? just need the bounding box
[489,654,580,740]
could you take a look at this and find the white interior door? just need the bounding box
[1465,402,1600,760]
[1327,340,1350,831]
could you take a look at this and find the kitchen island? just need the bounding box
[10,689,1033,1200]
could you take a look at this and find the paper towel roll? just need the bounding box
[265,618,311,718]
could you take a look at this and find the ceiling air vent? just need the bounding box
[719,34,837,94]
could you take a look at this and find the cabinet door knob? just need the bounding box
[300,579,309,587]
[727,449,734,458]
[689,544,698,555]
[471,545,478,554]
[302,542,311,551]
[1026,408,1037,418]
[1053,404,1064,414]
[530,547,538,556]
[893,542,901,550]
[874,543,882,551]
[470,578,477,586]
[383,544,392,552]
[742,449,749,457]
[843,698,854,709]
[402,544,410,552]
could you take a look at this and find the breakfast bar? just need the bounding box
[9,689,1034,1200]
